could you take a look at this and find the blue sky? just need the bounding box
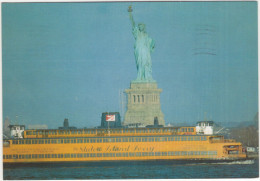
[2,2,258,128]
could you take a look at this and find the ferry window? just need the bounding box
[190,137,193,141]
[188,128,190,132]
[181,151,187,156]
[185,128,187,132]
[48,140,50,144]
[142,138,145,142]
[3,155,5,159]
[191,128,194,132]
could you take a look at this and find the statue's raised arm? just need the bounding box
[128,6,135,28]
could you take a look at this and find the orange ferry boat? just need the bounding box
[3,120,247,164]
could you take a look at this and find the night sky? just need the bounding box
[2,2,258,128]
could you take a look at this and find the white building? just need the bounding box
[9,125,25,139]
[196,121,214,135]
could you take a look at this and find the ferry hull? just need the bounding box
[3,158,252,169]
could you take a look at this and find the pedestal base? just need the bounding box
[124,82,165,126]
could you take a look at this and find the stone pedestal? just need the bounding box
[124,82,165,126]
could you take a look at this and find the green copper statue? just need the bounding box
[128,6,155,82]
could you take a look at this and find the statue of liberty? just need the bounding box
[128,6,155,82]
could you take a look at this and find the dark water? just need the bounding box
[3,159,259,180]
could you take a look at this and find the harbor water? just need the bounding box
[3,159,259,179]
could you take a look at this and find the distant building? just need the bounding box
[58,118,77,130]
[3,117,11,138]
[28,125,48,129]
[247,147,257,153]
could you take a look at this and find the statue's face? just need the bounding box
[138,24,145,32]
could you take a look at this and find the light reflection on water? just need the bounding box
[3,159,259,180]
